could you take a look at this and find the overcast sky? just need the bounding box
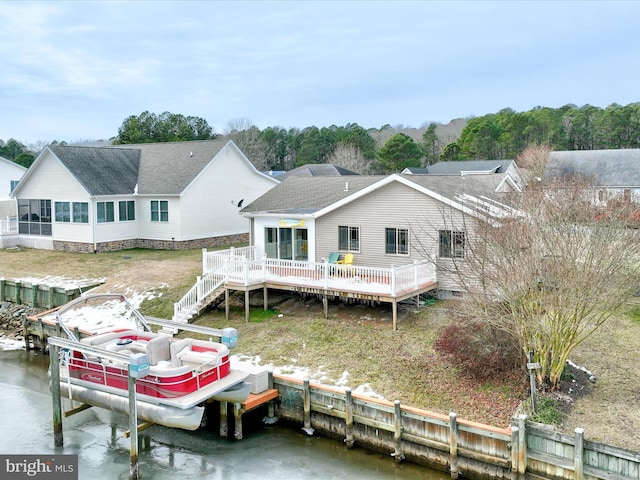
[2,0,639,146]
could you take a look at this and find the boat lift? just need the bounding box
[48,294,242,480]
[48,335,149,480]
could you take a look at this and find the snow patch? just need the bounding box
[231,354,385,400]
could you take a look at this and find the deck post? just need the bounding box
[233,403,244,440]
[392,300,398,331]
[344,387,354,448]
[21,313,30,350]
[393,400,404,462]
[263,286,268,311]
[49,344,64,447]
[574,428,584,480]
[245,290,250,322]
[128,367,139,480]
[323,294,328,319]
[267,369,276,420]
[510,426,520,480]
[31,283,38,307]
[517,414,527,479]
[196,275,202,301]
[220,401,228,438]
[302,378,313,434]
[225,288,229,320]
[449,412,459,478]
[202,248,207,275]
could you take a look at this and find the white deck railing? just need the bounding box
[173,247,436,322]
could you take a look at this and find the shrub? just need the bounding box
[434,320,522,381]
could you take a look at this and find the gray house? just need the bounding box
[240,173,521,296]
[544,149,640,205]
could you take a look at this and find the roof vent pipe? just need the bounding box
[190,151,193,157]
[344,182,349,191]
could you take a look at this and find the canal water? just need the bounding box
[0,344,446,479]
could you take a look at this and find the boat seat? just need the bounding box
[146,334,171,366]
[178,350,219,373]
[170,338,192,367]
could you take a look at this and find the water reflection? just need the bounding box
[0,347,446,479]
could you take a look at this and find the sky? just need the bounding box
[1,0,640,146]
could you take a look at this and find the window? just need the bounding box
[439,230,466,258]
[72,202,89,223]
[338,226,359,252]
[151,200,169,222]
[385,227,408,255]
[18,199,52,235]
[119,201,135,221]
[97,202,115,223]
[55,202,70,222]
[10,180,19,193]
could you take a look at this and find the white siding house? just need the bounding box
[0,156,27,245]
[10,140,279,252]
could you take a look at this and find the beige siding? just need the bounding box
[316,181,475,291]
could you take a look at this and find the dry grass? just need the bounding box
[2,247,639,449]
[559,302,640,452]
[193,294,527,427]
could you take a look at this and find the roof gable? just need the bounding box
[0,155,27,173]
[47,145,140,195]
[242,173,519,223]
[109,139,229,194]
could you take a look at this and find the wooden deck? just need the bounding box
[204,253,438,330]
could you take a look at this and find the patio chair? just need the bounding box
[336,253,353,265]
[327,252,340,264]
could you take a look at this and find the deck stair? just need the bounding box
[172,247,256,323]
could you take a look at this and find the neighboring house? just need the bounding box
[403,160,526,190]
[240,173,521,296]
[0,156,26,243]
[10,140,279,252]
[275,163,360,181]
[544,149,640,205]
[0,155,27,198]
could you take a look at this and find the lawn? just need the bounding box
[2,246,639,451]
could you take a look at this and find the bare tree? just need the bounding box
[328,144,374,174]
[449,174,640,390]
[516,144,552,185]
[224,118,270,170]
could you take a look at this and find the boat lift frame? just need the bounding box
[48,301,238,480]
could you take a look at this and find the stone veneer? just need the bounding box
[53,233,249,253]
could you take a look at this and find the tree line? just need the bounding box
[3,102,640,172]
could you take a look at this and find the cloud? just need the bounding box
[1,1,640,144]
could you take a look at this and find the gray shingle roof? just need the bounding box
[49,145,140,195]
[275,163,360,181]
[48,140,229,195]
[545,149,640,187]
[109,140,228,194]
[426,160,514,175]
[241,174,512,215]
